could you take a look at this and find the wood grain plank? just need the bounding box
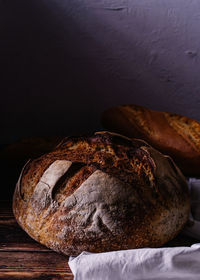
[0,253,74,278]
[0,272,73,280]
[0,251,69,272]
[0,251,73,279]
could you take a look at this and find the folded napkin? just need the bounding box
[68,178,200,280]
[69,244,200,280]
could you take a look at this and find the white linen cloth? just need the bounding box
[68,178,200,280]
[69,245,200,280]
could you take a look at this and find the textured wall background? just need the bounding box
[1,0,200,144]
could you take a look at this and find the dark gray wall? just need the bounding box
[1,0,200,145]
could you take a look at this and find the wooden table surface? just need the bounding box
[0,200,74,280]
[1,200,199,280]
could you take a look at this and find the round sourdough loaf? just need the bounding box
[13,131,190,256]
[102,105,200,177]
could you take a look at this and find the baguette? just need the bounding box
[102,105,200,176]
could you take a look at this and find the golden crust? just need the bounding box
[13,131,190,256]
[102,105,200,176]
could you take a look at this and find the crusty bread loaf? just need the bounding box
[102,105,200,177]
[13,131,190,256]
